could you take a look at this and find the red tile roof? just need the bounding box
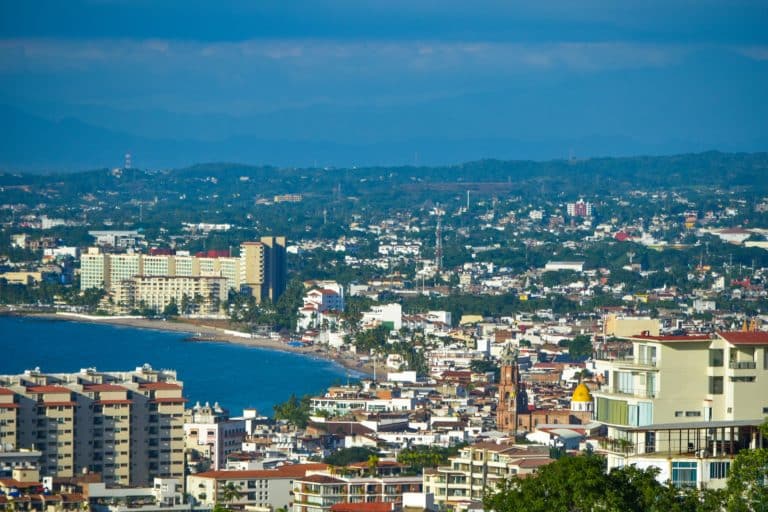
[0,388,15,395]
[717,331,768,345]
[27,385,71,394]
[629,334,711,342]
[194,463,327,480]
[42,401,77,407]
[96,400,133,405]
[298,474,346,484]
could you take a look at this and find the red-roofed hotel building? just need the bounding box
[0,365,185,486]
[591,331,768,489]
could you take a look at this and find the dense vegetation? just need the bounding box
[484,449,768,512]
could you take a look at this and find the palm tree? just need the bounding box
[366,454,380,477]
[219,482,242,506]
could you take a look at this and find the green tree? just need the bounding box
[567,334,593,359]
[219,483,242,506]
[163,298,179,317]
[272,393,311,428]
[726,448,768,512]
[323,447,378,466]
[367,454,380,477]
[483,453,714,512]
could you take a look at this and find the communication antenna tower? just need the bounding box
[435,214,443,271]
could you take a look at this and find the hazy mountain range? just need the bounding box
[4,104,766,174]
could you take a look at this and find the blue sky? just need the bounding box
[1,1,767,169]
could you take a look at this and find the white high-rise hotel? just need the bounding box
[592,330,768,489]
[81,237,286,313]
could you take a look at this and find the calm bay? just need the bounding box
[0,315,350,416]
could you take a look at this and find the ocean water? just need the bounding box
[0,315,352,416]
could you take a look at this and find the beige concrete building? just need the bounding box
[293,470,423,512]
[0,366,186,486]
[187,464,327,511]
[602,314,660,338]
[81,248,108,290]
[423,443,552,509]
[239,237,287,302]
[108,253,142,290]
[80,239,285,305]
[115,275,227,315]
[592,331,768,488]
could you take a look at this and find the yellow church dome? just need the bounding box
[571,382,592,402]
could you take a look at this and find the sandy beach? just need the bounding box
[5,310,374,378]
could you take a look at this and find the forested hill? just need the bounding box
[2,152,767,206]
[175,151,768,191]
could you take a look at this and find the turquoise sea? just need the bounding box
[0,315,352,416]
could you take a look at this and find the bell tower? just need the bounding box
[497,345,527,434]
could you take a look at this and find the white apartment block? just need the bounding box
[187,464,327,511]
[115,275,227,315]
[361,303,402,330]
[309,396,414,416]
[293,471,423,512]
[184,402,246,471]
[81,239,286,312]
[0,366,186,486]
[592,331,768,489]
[108,253,142,288]
[423,443,552,509]
[81,248,108,290]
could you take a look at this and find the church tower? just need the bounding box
[497,345,527,434]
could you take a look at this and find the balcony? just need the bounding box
[728,361,756,370]
[596,437,635,455]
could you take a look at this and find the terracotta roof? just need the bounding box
[717,331,768,345]
[27,385,71,394]
[516,458,555,469]
[298,474,346,484]
[84,384,128,392]
[0,388,15,395]
[42,401,77,407]
[629,334,711,342]
[194,463,327,480]
[138,382,182,390]
[0,403,20,408]
[96,399,133,405]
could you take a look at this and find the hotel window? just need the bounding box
[672,462,697,488]
[708,349,724,367]
[710,462,730,479]
[708,377,723,395]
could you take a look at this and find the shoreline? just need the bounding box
[3,310,374,379]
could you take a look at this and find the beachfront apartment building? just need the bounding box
[423,443,552,509]
[81,248,108,290]
[591,330,768,489]
[80,237,287,308]
[0,366,186,486]
[114,275,227,316]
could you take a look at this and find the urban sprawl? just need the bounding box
[1,155,768,511]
